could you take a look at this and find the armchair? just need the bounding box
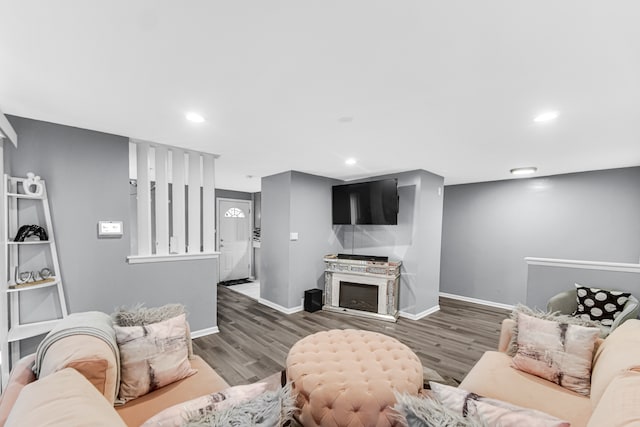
[547,289,639,334]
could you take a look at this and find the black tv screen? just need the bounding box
[332,179,399,225]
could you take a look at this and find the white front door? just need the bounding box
[217,198,252,282]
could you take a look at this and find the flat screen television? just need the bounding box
[332,179,399,225]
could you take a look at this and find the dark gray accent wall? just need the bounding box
[335,170,444,314]
[261,171,340,308]
[440,167,640,305]
[7,116,218,342]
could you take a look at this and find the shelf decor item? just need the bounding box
[22,172,44,197]
[13,224,48,242]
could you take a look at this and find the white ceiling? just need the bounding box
[1,1,639,192]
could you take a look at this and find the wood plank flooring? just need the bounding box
[193,285,510,386]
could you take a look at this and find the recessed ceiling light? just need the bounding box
[533,111,559,123]
[510,167,538,176]
[185,112,205,123]
[345,158,357,166]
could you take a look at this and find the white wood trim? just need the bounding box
[136,143,152,255]
[202,155,215,252]
[524,257,640,273]
[187,152,201,253]
[0,111,17,147]
[258,297,303,315]
[190,326,219,338]
[171,149,186,254]
[399,305,440,320]
[154,146,169,255]
[127,252,220,264]
[130,138,219,158]
[439,292,515,310]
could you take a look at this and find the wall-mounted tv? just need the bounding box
[332,179,399,225]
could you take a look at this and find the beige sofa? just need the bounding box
[460,318,640,427]
[0,343,229,426]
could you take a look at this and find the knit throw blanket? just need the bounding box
[33,311,121,402]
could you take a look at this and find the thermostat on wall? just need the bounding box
[98,221,123,238]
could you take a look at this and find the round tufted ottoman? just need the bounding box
[286,329,423,427]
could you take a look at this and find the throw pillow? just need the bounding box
[574,284,631,327]
[507,304,601,356]
[393,391,487,427]
[511,312,600,396]
[115,313,196,402]
[112,303,193,359]
[429,382,570,427]
[140,382,269,427]
[183,383,296,427]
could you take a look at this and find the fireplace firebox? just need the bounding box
[339,281,379,313]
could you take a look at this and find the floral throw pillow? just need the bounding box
[511,312,600,396]
[574,284,631,326]
[429,382,570,427]
[115,313,196,402]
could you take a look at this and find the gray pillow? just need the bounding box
[184,383,296,427]
[393,391,487,427]
[507,304,603,356]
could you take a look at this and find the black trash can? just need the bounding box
[304,289,323,313]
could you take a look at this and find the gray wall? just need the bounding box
[335,170,444,315]
[440,167,640,305]
[7,116,219,353]
[260,172,292,307]
[527,265,640,310]
[289,172,341,307]
[215,189,252,201]
[261,171,340,308]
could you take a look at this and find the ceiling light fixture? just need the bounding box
[345,158,357,166]
[185,112,205,123]
[533,111,559,123]
[510,167,538,176]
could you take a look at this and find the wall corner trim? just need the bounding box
[127,252,220,264]
[191,326,220,338]
[439,292,514,310]
[0,110,17,147]
[524,257,640,273]
[399,305,440,321]
[258,297,303,315]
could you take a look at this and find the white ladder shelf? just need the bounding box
[1,175,68,390]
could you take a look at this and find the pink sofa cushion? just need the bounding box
[0,354,36,427]
[587,369,640,427]
[5,368,126,427]
[460,351,592,427]
[590,319,640,406]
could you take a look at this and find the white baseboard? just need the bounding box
[258,297,303,315]
[191,326,220,338]
[439,292,514,310]
[399,305,440,321]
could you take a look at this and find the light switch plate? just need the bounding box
[98,221,123,238]
[290,232,299,241]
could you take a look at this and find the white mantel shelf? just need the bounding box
[525,257,640,273]
[127,252,220,264]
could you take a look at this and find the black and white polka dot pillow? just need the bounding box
[574,284,631,326]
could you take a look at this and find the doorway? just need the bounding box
[216,198,252,283]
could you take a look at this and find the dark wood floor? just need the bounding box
[193,285,509,386]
